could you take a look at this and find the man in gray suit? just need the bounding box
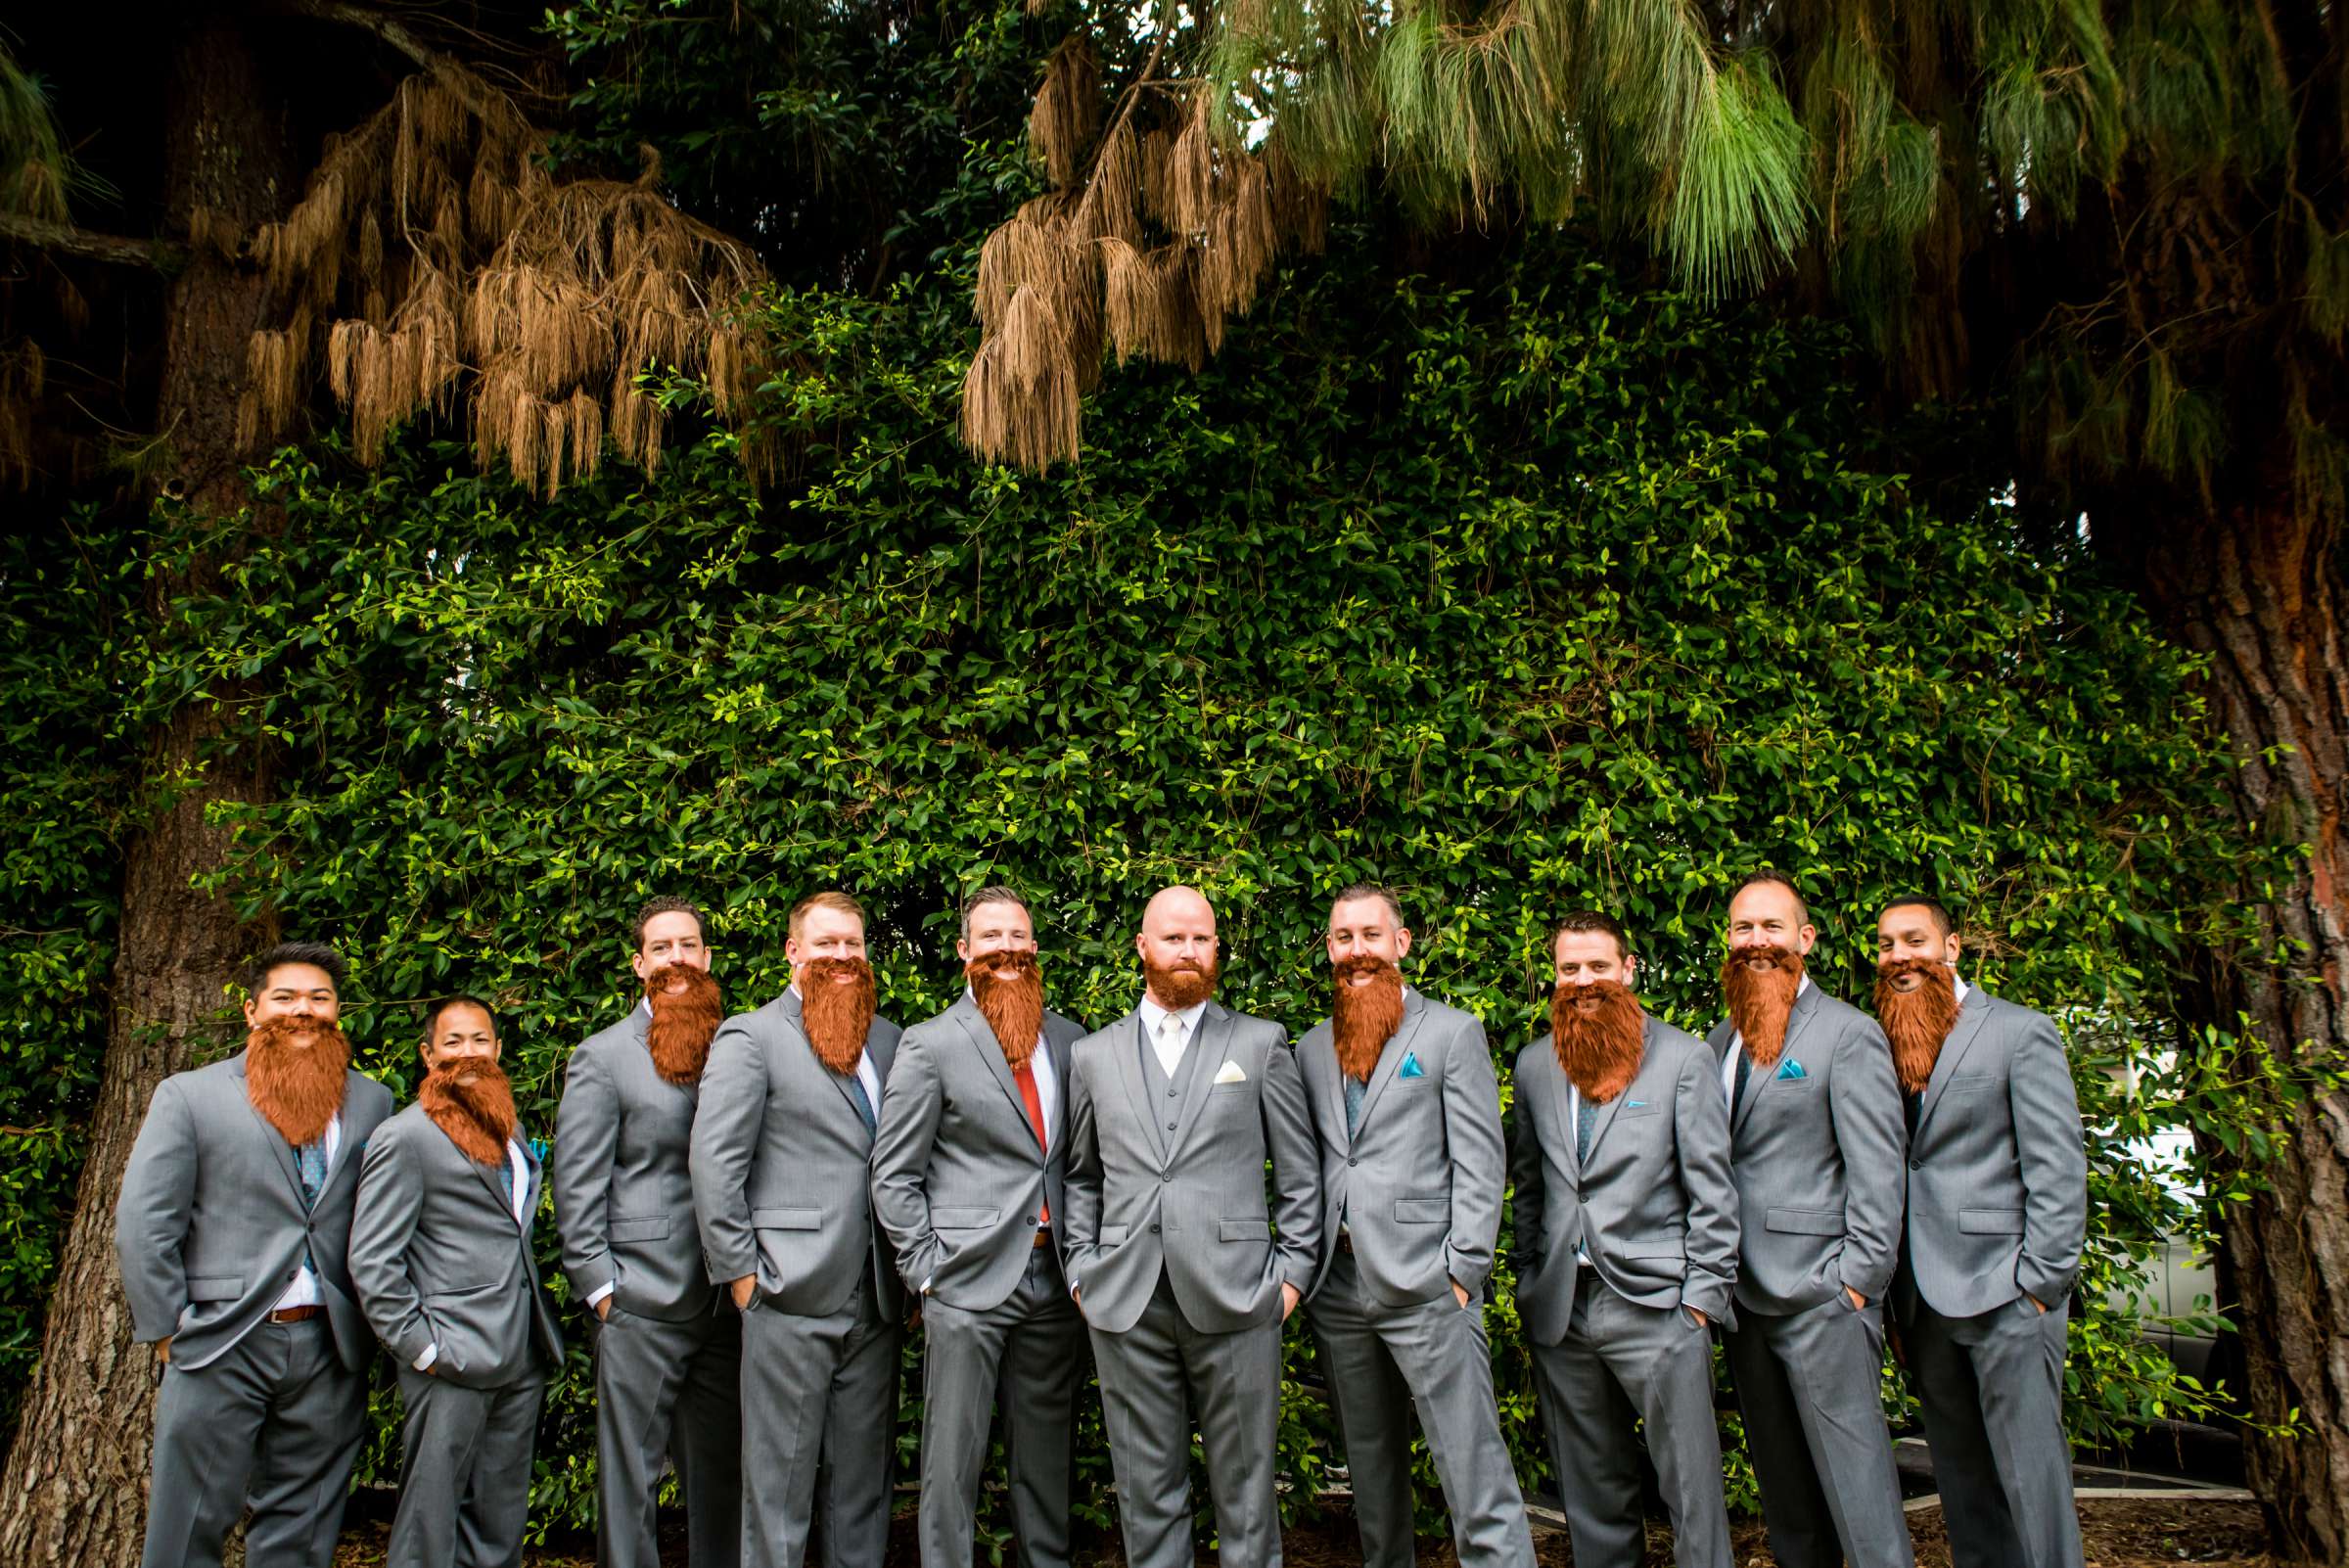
[350,994,565,1568]
[872,885,1089,1568]
[1292,884,1533,1568]
[691,889,904,1568]
[553,895,742,1568]
[116,941,395,1568]
[1876,897,2086,1568]
[1708,870,1912,1568]
[1509,910,1738,1568]
[1061,885,1321,1568]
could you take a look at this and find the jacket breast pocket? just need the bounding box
[1958,1208,2026,1234]
[610,1216,669,1243]
[1945,1075,1997,1096]
[1392,1198,1449,1224]
[932,1207,1000,1230]
[1763,1207,1845,1236]
[753,1208,821,1230]
[184,1275,242,1302]
[1617,1103,1662,1118]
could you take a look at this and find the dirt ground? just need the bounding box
[329,1495,2280,1567]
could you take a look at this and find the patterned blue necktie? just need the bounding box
[497,1150,515,1210]
[1576,1093,1600,1164]
[297,1139,327,1210]
[1344,1076,1367,1139]
[847,1073,876,1133]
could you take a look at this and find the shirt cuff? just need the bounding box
[586,1282,614,1309]
[413,1343,438,1371]
[920,1275,932,1296]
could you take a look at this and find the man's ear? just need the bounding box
[1393,927,1413,962]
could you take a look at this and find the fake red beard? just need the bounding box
[1549,980,1646,1103]
[1874,955,1959,1093]
[968,949,1045,1068]
[799,956,877,1075]
[419,1057,520,1167]
[1142,952,1220,1010]
[244,1014,352,1147]
[1722,944,1805,1068]
[645,962,722,1084]
[1330,954,1405,1082]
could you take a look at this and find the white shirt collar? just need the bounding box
[1137,992,1208,1038]
[1954,971,1971,1004]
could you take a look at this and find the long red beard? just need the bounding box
[646,963,722,1084]
[244,1015,352,1146]
[1142,952,1219,1010]
[1874,956,1959,1093]
[799,956,877,1074]
[968,950,1045,1068]
[1723,945,1805,1068]
[1330,955,1405,1082]
[419,1058,520,1167]
[1549,981,1646,1102]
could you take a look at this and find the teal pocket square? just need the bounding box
[1626,1099,1647,1108]
[1775,1059,1807,1081]
[1398,1052,1426,1080]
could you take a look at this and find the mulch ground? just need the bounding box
[328,1496,2280,1567]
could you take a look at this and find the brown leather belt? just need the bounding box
[1335,1231,1355,1254]
[1033,1227,1054,1249]
[268,1305,325,1323]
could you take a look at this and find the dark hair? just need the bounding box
[1328,882,1405,928]
[961,885,1032,941]
[244,942,347,999]
[422,993,498,1041]
[1550,909,1631,959]
[1732,868,1810,926]
[1878,895,1955,938]
[633,895,708,951]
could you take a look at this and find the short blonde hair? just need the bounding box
[789,890,866,939]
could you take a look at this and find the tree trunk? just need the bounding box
[0,19,290,1567]
[2135,489,2349,1564]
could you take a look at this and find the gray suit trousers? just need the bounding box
[1090,1272,1282,1568]
[1725,1299,1912,1568]
[1908,1297,2081,1568]
[142,1318,365,1568]
[1310,1251,1533,1568]
[388,1366,546,1568]
[740,1270,901,1568]
[1529,1276,1729,1568]
[595,1303,744,1568]
[919,1245,1087,1568]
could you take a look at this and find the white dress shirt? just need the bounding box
[416,1136,530,1371]
[1135,992,1208,1077]
[270,1112,344,1312]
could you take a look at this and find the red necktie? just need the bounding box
[1013,1058,1049,1224]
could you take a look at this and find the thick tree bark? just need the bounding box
[0,19,290,1568]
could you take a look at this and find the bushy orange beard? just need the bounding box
[1142,952,1220,1010]
[419,1058,520,1167]
[244,1014,352,1147]
[1330,955,1405,1082]
[1874,955,1959,1093]
[799,956,876,1074]
[1722,944,1805,1068]
[645,963,722,1084]
[968,949,1045,1068]
[1549,981,1646,1103]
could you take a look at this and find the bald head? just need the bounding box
[1137,885,1219,1008]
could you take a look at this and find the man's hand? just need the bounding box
[2026,1293,2048,1314]
[156,1337,171,1365]
[1846,1286,1866,1312]
[594,1297,612,1321]
[1451,1281,1471,1310]
[730,1274,757,1311]
[1280,1282,1302,1320]
[1686,1307,1708,1329]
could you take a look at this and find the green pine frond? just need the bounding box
[1657,52,1812,299]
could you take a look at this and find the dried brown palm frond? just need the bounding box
[961,282,1081,470]
[1029,37,1102,188]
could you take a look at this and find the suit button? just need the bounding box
[1167,1087,1177,1097]
[1909,1159,1922,1171]
[1151,1223,1162,1233]
[1166,1122,1176,1131]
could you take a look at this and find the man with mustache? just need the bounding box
[691,890,903,1568]
[1509,910,1737,1568]
[115,942,395,1568]
[871,885,1090,1568]
[1875,897,2086,1568]
[1707,871,1911,1568]
[349,994,565,1568]
[1061,885,1320,1568]
[553,895,743,1568]
[1292,884,1532,1568]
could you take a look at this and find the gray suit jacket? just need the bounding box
[551,1004,715,1322]
[1707,983,1908,1315]
[115,1055,395,1371]
[1898,984,2088,1319]
[347,1101,565,1389]
[1295,990,1506,1305]
[870,995,1085,1311]
[1508,1017,1739,1344]
[689,989,903,1319]
[1062,1000,1321,1335]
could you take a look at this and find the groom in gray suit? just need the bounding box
[691,890,904,1568]
[872,885,1089,1568]
[553,896,742,1568]
[1293,884,1533,1568]
[349,994,565,1568]
[1062,885,1321,1568]
[116,942,394,1568]
[1509,910,1738,1568]
[1708,871,1912,1568]
[1876,897,2086,1568]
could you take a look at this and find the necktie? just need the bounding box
[1733,1047,1752,1110]
[497,1150,515,1210]
[847,1070,877,1132]
[1344,1075,1367,1139]
[1905,1087,1924,1135]
[1576,1092,1599,1164]
[1013,1057,1049,1223]
[297,1138,326,1210]
[1155,1014,1185,1078]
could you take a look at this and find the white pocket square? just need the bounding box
[1213,1060,1249,1084]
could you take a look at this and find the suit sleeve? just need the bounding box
[114,1079,197,1345]
[2008,1009,2089,1304]
[347,1122,434,1367]
[1440,1014,1506,1295]
[869,1027,945,1292]
[1505,1051,1547,1280]
[689,1018,764,1285]
[1829,1013,1908,1301]
[1675,1042,1740,1324]
[1060,1050,1102,1289]
[1260,1031,1322,1293]
[550,1041,619,1305]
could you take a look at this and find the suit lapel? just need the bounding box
[1045,1018,1075,1144]
[232,1057,310,1205]
[1735,983,1821,1134]
[1115,1011,1165,1162]
[471,1138,516,1222]
[956,999,1031,1126]
[1542,1044,1580,1180]
[783,990,875,1137]
[1351,992,1428,1140]
[1915,983,1993,1136]
[1166,1004,1232,1158]
[1309,1026,1348,1147]
[1581,1017,1658,1162]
